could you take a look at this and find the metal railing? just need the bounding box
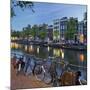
[11,52,87,69]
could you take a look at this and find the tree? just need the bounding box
[39,31,46,40]
[65,17,78,40]
[53,30,60,40]
[38,24,47,40]
[31,25,39,39]
[11,0,34,17]
[11,30,21,38]
[21,24,31,39]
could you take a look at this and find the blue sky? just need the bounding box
[11,2,87,31]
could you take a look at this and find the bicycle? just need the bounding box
[58,62,87,86]
[33,57,68,85]
[12,53,87,86]
[33,57,56,84]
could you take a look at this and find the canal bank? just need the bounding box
[11,40,87,51]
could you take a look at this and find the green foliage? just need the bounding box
[22,25,31,37]
[11,23,47,40]
[11,0,34,17]
[11,7,15,17]
[39,31,46,40]
[38,24,47,40]
[53,30,59,36]
[53,30,59,39]
[11,31,21,37]
[65,18,78,40]
[31,25,39,38]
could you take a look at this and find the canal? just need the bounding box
[11,42,87,81]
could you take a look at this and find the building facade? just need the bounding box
[77,12,87,44]
[53,13,87,44]
[53,19,60,42]
[78,21,84,43]
[60,17,68,41]
[83,12,87,44]
[47,25,53,41]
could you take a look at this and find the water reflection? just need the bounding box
[29,45,34,52]
[11,42,86,64]
[53,49,60,57]
[11,42,22,49]
[47,46,50,52]
[61,49,64,59]
[24,45,34,53]
[79,54,84,62]
[37,46,40,54]
[53,49,64,60]
[25,45,28,51]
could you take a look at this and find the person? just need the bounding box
[21,55,25,72]
[16,56,22,75]
[24,57,31,73]
[32,59,37,75]
[75,71,82,85]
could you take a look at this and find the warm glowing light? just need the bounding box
[47,46,50,52]
[60,49,62,53]
[13,37,18,40]
[53,49,60,57]
[80,54,84,62]
[11,37,15,40]
[25,45,28,51]
[80,34,84,43]
[60,49,64,59]
[14,43,18,49]
[29,45,34,52]
[61,52,64,59]
[57,50,60,56]
[30,45,33,50]
[11,43,21,49]
[11,43,14,48]
[37,47,39,54]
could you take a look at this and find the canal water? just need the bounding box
[11,42,87,81]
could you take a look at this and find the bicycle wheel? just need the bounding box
[34,65,45,81]
[43,72,52,84]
